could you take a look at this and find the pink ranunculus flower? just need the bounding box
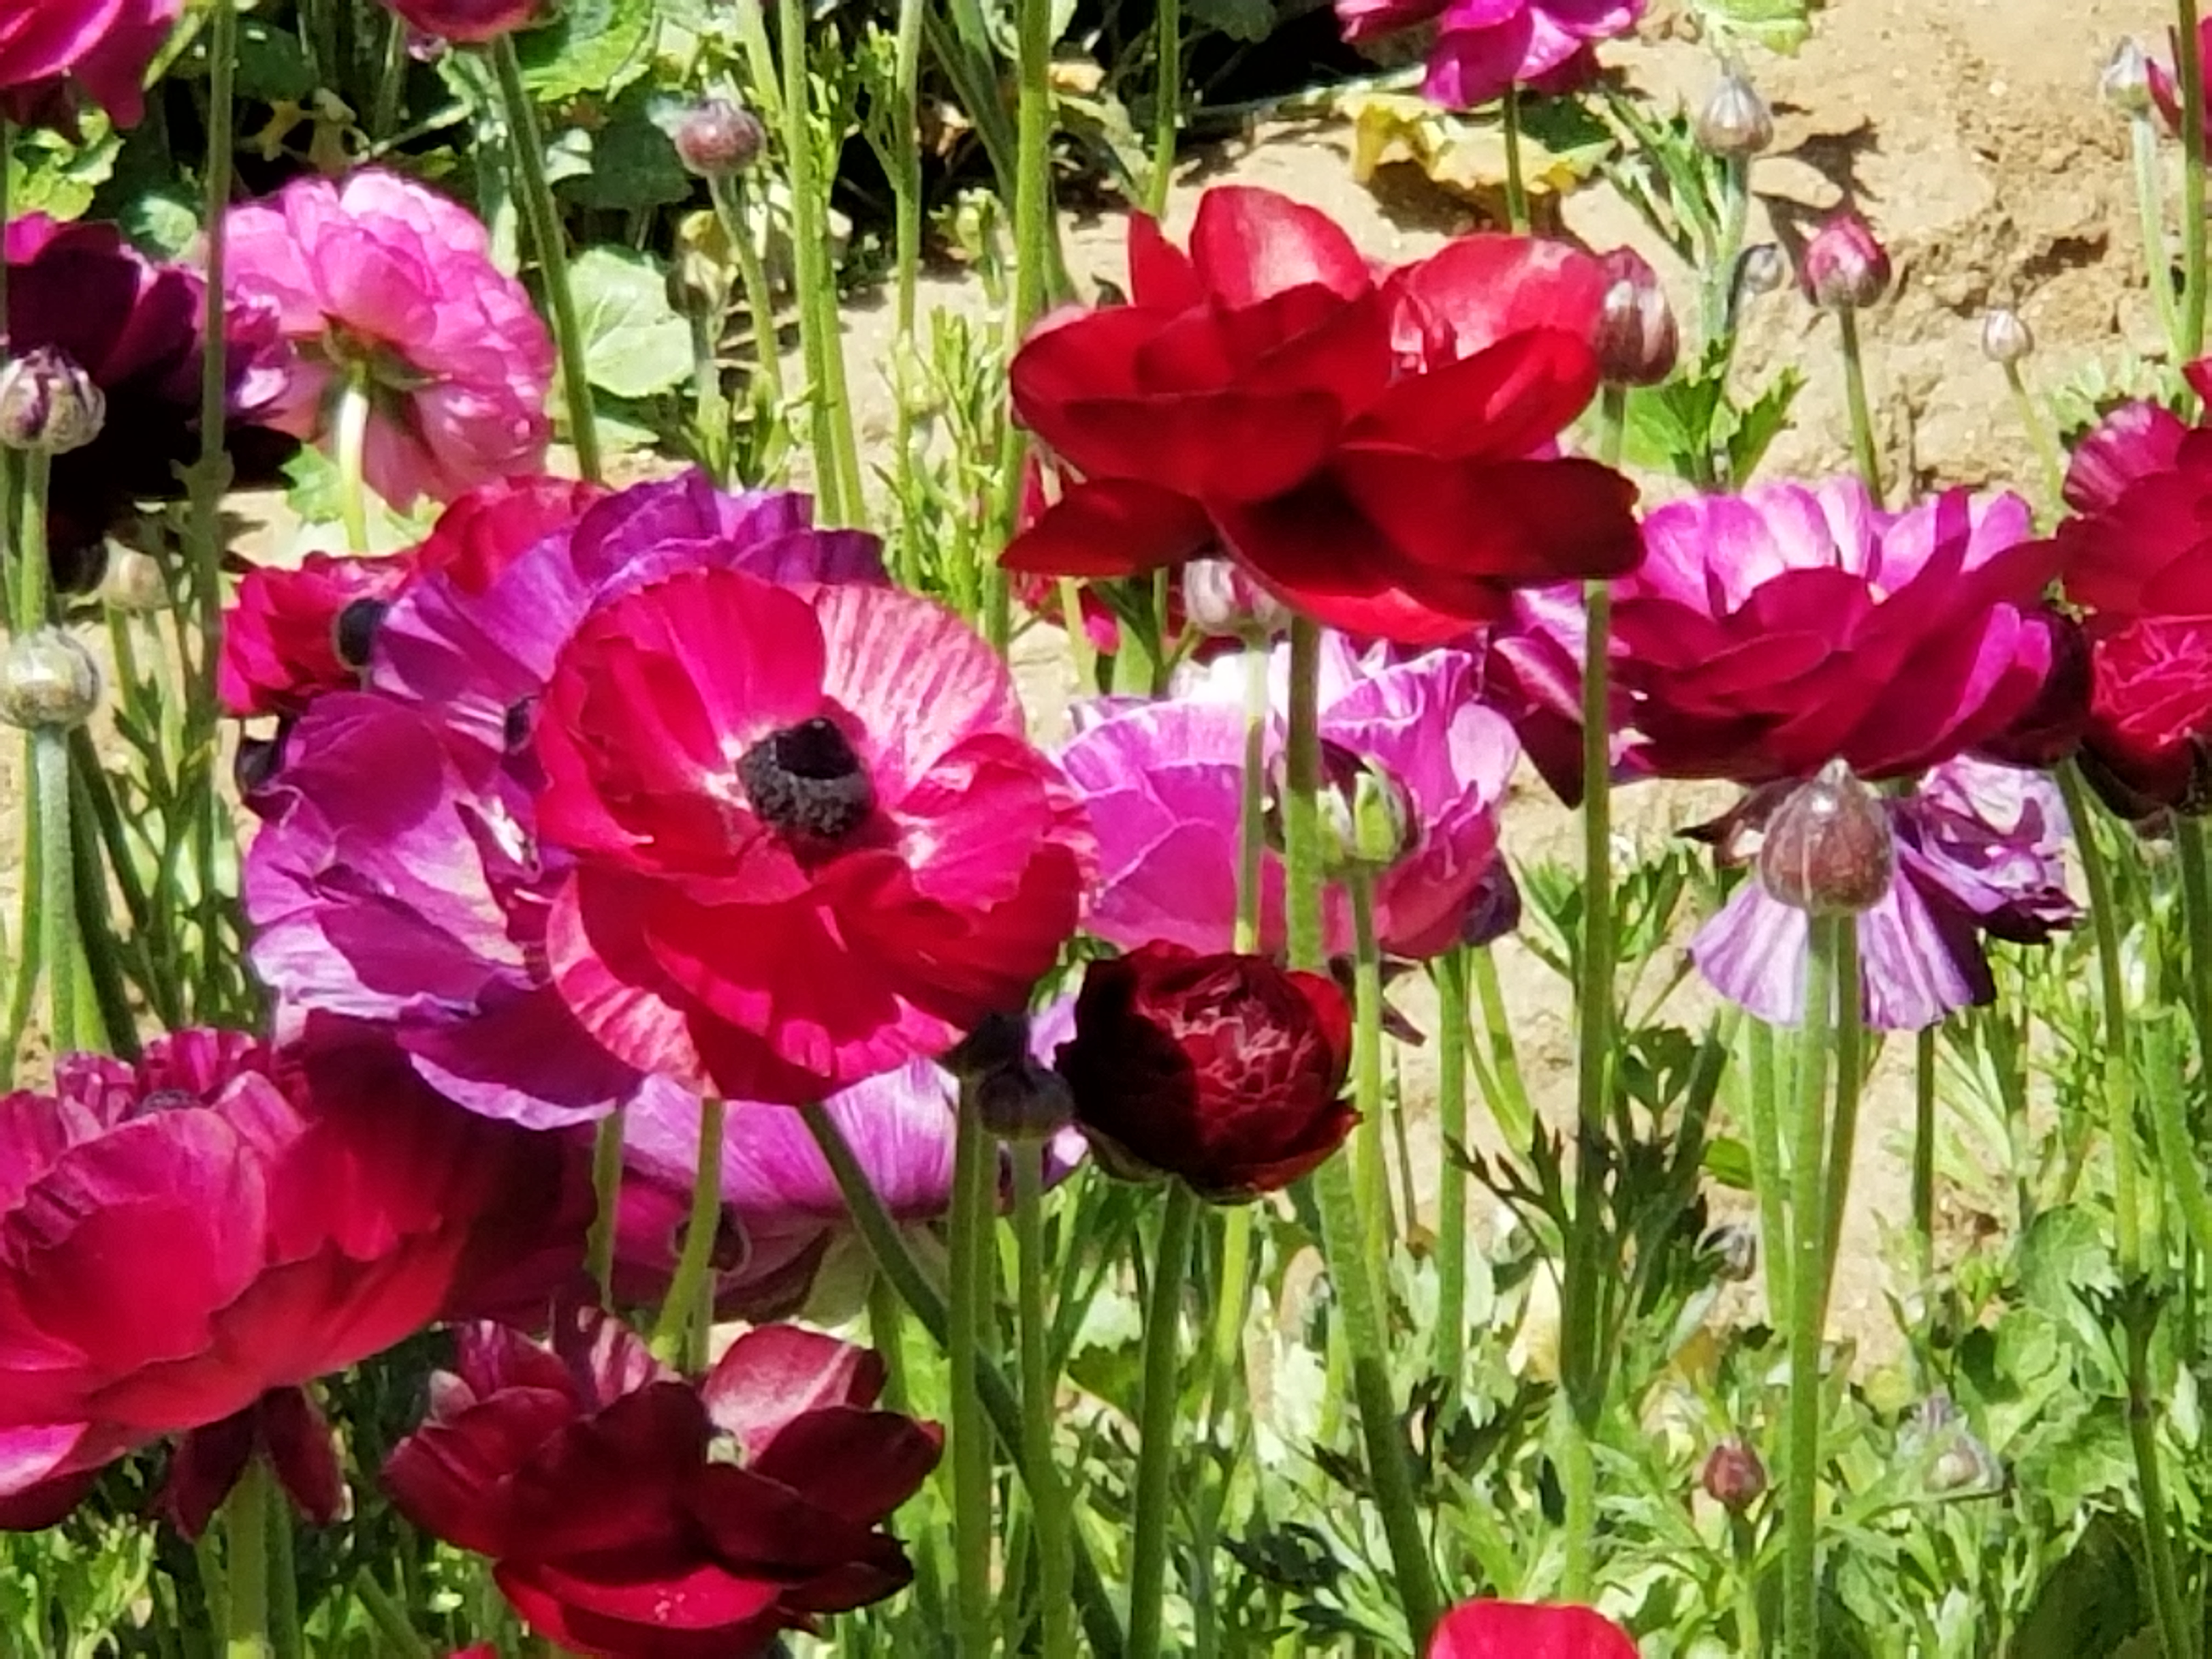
[224,169,555,511]
[1335,0,1641,111]
[0,0,181,131]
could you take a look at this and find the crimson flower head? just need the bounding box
[2080,614,2212,817]
[1429,1599,1639,1658]
[2047,364,2212,619]
[0,1025,589,1527]
[380,0,541,43]
[1003,185,1641,645]
[1799,208,1892,310]
[534,567,1093,1104]
[1054,942,1356,1201]
[0,0,179,131]
[218,552,413,719]
[1613,479,2068,784]
[384,1308,941,1658]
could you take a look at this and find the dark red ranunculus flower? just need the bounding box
[411,473,607,595]
[0,1024,589,1525]
[218,552,414,719]
[2078,614,2212,818]
[383,1309,940,1658]
[2049,364,2212,621]
[1002,185,1640,645]
[1429,1598,1639,1659]
[1054,941,1356,1201]
[0,0,179,131]
[8,214,295,576]
[380,0,541,42]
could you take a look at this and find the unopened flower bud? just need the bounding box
[674,98,766,178]
[1736,244,1789,300]
[1801,209,1892,310]
[0,628,101,730]
[1312,739,1414,876]
[1980,307,2033,366]
[102,546,169,613]
[1758,759,1895,916]
[1704,1222,1758,1282]
[1701,1437,1767,1511]
[1182,559,1293,642]
[2102,37,2153,119]
[974,1058,1076,1142]
[0,347,106,454]
[1695,72,1774,159]
[1593,247,1679,387]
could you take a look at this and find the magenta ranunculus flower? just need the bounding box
[1336,0,1641,110]
[0,1025,590,1526]
[2047,363,2212,621]
[1613,479,2068,786]
[0,0,180,130]
[224,168,555,510]
[534,566,1094,1104]
[1062,634,1517,960]
[1691,758,2076,1030]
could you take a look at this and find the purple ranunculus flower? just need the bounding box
[1691,757,2078,1030]
[1061,634,1519,960]
[242,472,884,1130]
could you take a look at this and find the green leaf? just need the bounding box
[569,245,694,399]
[515,0,657,103]
[1185,0,1275,41]
[7,121,120,222]
[557,95,692,211]
[1719,366,1804,487]
[236,17,314,104]
[1687,0,1814,55]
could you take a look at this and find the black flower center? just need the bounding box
[332,598,389,671]
[736,716,875,845]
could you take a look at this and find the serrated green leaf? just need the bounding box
[515,0,657,103]
[569,245,694,399]
[8,122,120,222]
[1720,366,1804,486]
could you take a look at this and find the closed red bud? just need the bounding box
[1758,759,1895,916]
[674,98,766,178]
[1801,210,1892,309]
[1702,1437,1767,1511]
[1594,247,1678,386]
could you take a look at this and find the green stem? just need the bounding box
[2002,360,2066,518]
[2058,763,2144,1269]
[335,366,371,551]
[1282,617,1441,1649]
[797,1102,1126,1657]
[1746,1017,1794,1328]
[2162,819,2212,1259]
[35,731,77,1058]
[1348,874,1396,1269]
[1470,945,1534,1148]
[17,446,49,627]
[351,1572,432,1659]
[1434,946,1471,1392]
[267,1470,301,1659]
[1815,920,1863,1328]
[1783,916,1841,1659]
[708,174,786,410]
[1706,154,1751,349]
[2134,114,2187,365]
[1235,642,1269,952]
[2181,0,2208,360]
[1912,1025,1937,1277]
[1148,0,1180,217]
[190,0,235,679]
[946,1088,997,1656]
[1127,1183,1199,1659]
[2128,1312,2195,1659]
[1013,1146,1074,1659]
[490,34,602,484]
[1836,306,1883,505]
[221,1458,272,1659]
[585,1107,626,1307]
[1500,84,1529,234]
[648,1096,725,1366]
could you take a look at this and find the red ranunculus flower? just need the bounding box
[384,1308,940,1659]
[2079,614,2212,818]
[1002,185,1641,645]
[0,1025,589,1525]
[533,567,1093,1104]
[381,0,541,42]
[218,552,414,719]
[1430,1599,1639,1658]
[0,0,179,131]
[1613,479,2067,784]
[1054,941,1356,1200]
[2049,365,2212,621]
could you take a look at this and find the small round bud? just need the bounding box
[1593,247,1679,387]
[1701,1437,1767,1512]
[1758,759,1895,916]
[0,347,105,454]
[1695,72,1774,159]
[101,546,170,613]
[1182,559,1293,642]
[1979,307,2034,366]
[2102,37,2153,119]
[1736,244,1790,300]
[1312,739,1414,876]
[1801,209,1892,310]
[674,98,766,178]
[0,628,101,730]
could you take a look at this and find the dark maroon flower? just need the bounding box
[379,0,540,43]
[1701,1437,1767,1512]
[154,1386,345,1541]
[1054,942,1356,1201]
[1592,246,1678,387]
[384,1309,940,1658]
[218,552,413,719]
[0,0,179,131]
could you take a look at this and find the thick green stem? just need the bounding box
[1747,1017,1795,1327]
[335,366,372,552]
[16,447,48,628]
[352,1572,432,1659]
[2181,0,2208,360]
[2129,1312,2196,1659]
[649,1097,725,1366]
[2058,764,2145,1269]
[1836,306,1883,505]
[1283,617,1441,1647]
[1013,1147,1074,1659]
[797,1102,1125,1656]
[585,1107,626,1306]
[1705,154,1751,350]
[1434,946,1471,1391]
[190,0,235,678]
[1148,0,1181,216]
[1913,1025,1937,1276]
[1127,1183,1199,1659]
[1783,916,1842,1659]
[1348,874,1396,1267]
[491,36,601,484]
[1470,945,1534,1147]
[35,731,77,1058]
[1500,85,1529,234]
[1815,922,1863,1327]
[222,1458,272,1659]
[946,1090,997,1655]
[1235,644,1269,951]
[2162,819,2212,1260]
